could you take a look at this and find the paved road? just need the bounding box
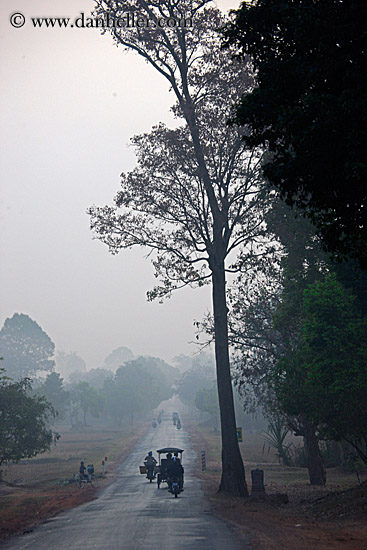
[1,412,251,549]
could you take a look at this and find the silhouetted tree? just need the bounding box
[37,372,69,421]
[102,357,174,426]
[224,0,367,268]
[55,351,86,381]
[88,0,276,496]
[0,370,58,468]
[69,382,104,425]
[103,346,134,372]
[0,313,55,380]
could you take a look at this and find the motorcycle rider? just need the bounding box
[144,451,157,480]
[166,455,184,492]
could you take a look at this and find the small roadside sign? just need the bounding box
[236,427,243,442]
[201,450,206,471]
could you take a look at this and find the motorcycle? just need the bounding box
[146,467,155,483]
[176,419,181,430]
[170,476,181,498]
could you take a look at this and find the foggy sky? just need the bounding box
[0,0,238,370]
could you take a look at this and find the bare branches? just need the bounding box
[88,1,273,298]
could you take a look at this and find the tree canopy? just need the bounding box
[88,0,277,496]
[177,363,216,405]
[0,313,55,380]
[195,383,219,429]
[103,346,134,371]
[55,351,86,381]
[69,382,104,426]
[227,197,330,484]
[102,356,175,425]
[274,274,367,465]
[37,372,69,421]
[0,371,58,468]
[224,0,367,268]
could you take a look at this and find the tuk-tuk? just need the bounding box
[156,447,184,489]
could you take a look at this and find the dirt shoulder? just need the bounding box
[0,482,99,540]
[0,424,148,541]
[185,422,367,550]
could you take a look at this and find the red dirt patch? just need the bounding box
[0,483,98,539]
[185,421,367,550]
[207,481,367,550]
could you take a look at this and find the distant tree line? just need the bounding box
[0,313,179,467]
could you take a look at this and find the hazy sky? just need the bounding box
[0,0,239,369]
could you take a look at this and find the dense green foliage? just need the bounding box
[0,371,58,467]
[225,0,367,268]
[0,313,55,379]
[274,274,367,463]
[230,196,367,481]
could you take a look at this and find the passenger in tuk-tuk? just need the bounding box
[160,452,172,478]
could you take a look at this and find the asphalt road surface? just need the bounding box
[1,411,252,550]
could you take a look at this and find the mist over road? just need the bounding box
[1,410,251,549]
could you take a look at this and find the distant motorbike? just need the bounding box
[176,419,181,430]
[152,420,157,428]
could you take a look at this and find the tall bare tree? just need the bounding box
[89,0,272,495]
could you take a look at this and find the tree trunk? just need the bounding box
[303,421,326,485]
[212,262,248,496]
